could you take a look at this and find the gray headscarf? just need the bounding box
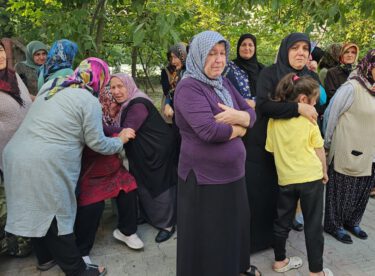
[184,30,233,107]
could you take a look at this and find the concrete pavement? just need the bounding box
[1,198,375,276]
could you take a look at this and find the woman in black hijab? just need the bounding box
[244,33,320,253]
[224,33,264,108]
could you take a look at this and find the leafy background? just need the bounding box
[2,0,374,92]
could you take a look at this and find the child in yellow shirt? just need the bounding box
[266,73,332,276]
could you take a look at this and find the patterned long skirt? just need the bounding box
[324,163,375,234]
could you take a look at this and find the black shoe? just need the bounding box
[330,229,353,244]
[291,219,304,232]
[243,265,262,276]
[344,225,368,240]
[37,260,57,271]
[155,226,175,243]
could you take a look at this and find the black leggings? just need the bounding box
[32,218,86,276]
[273,180,324,273]
[75,190,138,256]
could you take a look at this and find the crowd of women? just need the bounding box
[0,28,374,276]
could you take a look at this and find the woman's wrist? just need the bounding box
[240,111,250,127]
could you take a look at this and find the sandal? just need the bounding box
[323,268,334,276]
[243,265,262,276]
[80,263,107,276]
[330,228,353,244]
[273,256,303,273]
[345,225,368,240]
[36,259,57,271]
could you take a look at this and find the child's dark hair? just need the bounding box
[274,73,319,102]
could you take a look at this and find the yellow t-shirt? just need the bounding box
[266,116,324,186]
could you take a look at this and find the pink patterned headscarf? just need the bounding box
[100,73,152,126]
[45,57,110,100]
[100,86,121,126]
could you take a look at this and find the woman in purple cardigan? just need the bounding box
[174,31,260,276]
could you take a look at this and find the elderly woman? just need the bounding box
[75,87,143,264]
[246,33,323,266]
[3,58,130,276]
[38,39,78,91]
[324,43,359,103]
[174,31,260,276]
[15,40,48,97]
[0,40,32,257]
[224,33,264,108]
[160,42,187,123]
[109,73,178,243]
[324,49,375,245]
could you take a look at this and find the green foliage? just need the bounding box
[3,0,374,74]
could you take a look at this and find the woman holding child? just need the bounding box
[250,33,332,275]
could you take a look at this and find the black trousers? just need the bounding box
[273,180,324,273]
[31,218,86,276]
[75,190,138,256]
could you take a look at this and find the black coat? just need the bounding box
[122,97,178,197]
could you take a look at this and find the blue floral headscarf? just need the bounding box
[184,30,233,107]
[40,39,78,82]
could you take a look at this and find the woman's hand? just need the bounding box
[298,103,318,123]
[118,128,136,144]
[230,125,247,140]
[215,103,250,127]
[245,99,256,109]
[322,172,329,184]
[163,104,174,118]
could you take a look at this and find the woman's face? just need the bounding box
[0,45,6,70]
[288,41,310,70]
[341,47,357,64]
[110,77,128,103]
[204,42,226,79]
[239,38,255,60]
[33,50,47,65]
[171,53,183,70]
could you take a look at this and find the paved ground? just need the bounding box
[1,197,375,276]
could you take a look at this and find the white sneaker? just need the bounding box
[113,229,144,250]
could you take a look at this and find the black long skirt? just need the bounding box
[177,171,250,276]
[246,155,279,253]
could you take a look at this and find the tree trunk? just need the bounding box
[138,50,155,94]
[95,0,107,53]
[90,0,105,36]
[131,46,138,80]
